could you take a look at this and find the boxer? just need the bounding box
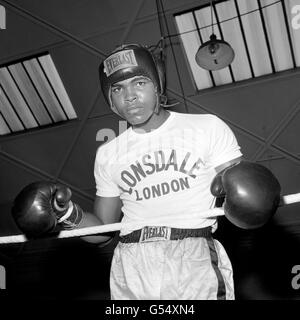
[11,44,281,300]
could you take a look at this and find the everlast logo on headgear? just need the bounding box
[104,49,138,76]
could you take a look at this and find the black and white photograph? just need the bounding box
[0,0,300,305]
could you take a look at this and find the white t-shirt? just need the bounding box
[94,111,242,235]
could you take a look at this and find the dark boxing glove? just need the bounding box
[11,181,83,237]
[210,161,281,229]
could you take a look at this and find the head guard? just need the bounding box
[99,44,165,107]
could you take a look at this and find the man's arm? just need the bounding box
[80,196,122,244]
[212,157,243,207]
[211,159,281,229]
[214,156,243,174]
[11,182,122,242]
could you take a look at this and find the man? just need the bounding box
[11,44,281,300]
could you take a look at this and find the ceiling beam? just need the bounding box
[186,68,300,99]
[167,87,300,167]
[251,99,300,162]
[0,0,168,65]
[52,90,100,181]
[53,0,146,182]
[257,154,300,163]
[118,0,146,45]
[0,111,116,143]
[0,149,94,202]
[0,119,79,143]
[0,0,106,58]
[0,0,215,68]
[0,39,66,66]
[159,0,189,113]
[0,0,148,209]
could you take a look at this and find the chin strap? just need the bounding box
[160,94,179,108]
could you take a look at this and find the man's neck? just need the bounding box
[132,109,170,133]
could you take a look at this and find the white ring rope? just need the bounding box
[1,192,299,245]
[0,207,224,244]
[280,193,300,206]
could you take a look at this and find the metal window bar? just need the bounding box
[213,2,236,82]
[238,0,273,77]
[281,0,297,68]
[7,66,41,126]
[286,0,300,66]
[0,111,11,135]
[38,55,77,120]
[174,0,297,91]
[0,67,36,130]
[0,53,77,136]
[256,0,275,72]
[194,6,232,86]
[192,11,216,87]
[36,57,69,121]
[8,63,52,126]
[261,0,293,72]
[214,0,252,82]
[233,0,255,78]
[0,81,26,131]
[175,13,213,90]
[21,60,56,124]
[23,58,67,122]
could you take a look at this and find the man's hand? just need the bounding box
[211,161,281,229]
[11,181,83,238]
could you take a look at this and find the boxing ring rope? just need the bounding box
[279,193,300,206]
[0,208,225,244]
[0,193,299,245]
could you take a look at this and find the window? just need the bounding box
[175,0,300,90]
[0,53,77,135]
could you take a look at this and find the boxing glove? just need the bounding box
[11,181,83,238]
[210,161,281,229]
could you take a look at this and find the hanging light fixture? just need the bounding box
[195,0,235,71]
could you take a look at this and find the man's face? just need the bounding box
[110,76,158,127]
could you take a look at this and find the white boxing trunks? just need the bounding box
[110,226,234,300]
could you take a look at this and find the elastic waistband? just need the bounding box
[119,226,212,243]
